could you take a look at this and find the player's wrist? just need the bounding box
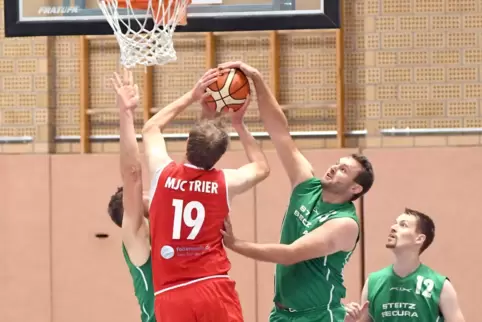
[249,69,262,81]
[232,121,246,129]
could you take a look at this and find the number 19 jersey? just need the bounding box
[149,162,232,293]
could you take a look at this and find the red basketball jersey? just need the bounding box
[149,161,232,293]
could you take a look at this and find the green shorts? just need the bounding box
[269,305,347,322]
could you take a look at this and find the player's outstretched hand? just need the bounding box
[220,216,236,249]
[111,68,139,111]
[344,301,369,322]
[230,94,250,125]
[192,68,228,101]
[217,61,258,78]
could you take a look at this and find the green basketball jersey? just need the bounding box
[367,264,446,321]
[273,177,359,312]
[122,244,156,322]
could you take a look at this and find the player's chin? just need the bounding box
[385,242,396,249]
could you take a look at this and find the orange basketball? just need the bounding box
[204,68,250,112]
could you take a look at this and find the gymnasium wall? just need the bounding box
[0,149,479,322]
[1,0,482,153]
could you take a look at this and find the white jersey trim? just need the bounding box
[154,275,230,296]
[148,161,172,209]
[221,169,231,212]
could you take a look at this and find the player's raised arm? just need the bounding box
[111,69,149,251]
[439,280,465,322]
[218,61,313,189]
[142,68,221,180]
[220,96,270,198]
[222,215,358,266]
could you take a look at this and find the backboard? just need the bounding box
[4,0,340,37]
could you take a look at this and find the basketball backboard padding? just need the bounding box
[4,0,340,37]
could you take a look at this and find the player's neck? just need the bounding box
[321,190,349,204]
[392,252,421,277]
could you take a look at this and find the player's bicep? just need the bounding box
[142,131,172,178]
[223,165,266,198]
[439,280,465,322]
[270,133,314,188]
[289,218,358,264]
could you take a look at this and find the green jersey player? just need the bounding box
[107,69,155,322]
[345,208,465,322]
[219,61,375,322]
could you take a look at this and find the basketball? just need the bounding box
[204,68,250,112]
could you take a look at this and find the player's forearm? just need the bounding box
[142,91,195,134]
[120,108,142,176]
[230,240,294,266]
[232,122,269,175]
[250,71,289,131]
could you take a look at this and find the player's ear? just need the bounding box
[350,183,362,196]
[415,233,426,246]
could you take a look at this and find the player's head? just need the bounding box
[186,118,229,170]
[107,186,150,228]
[321,153,374,201]
[386,208,435,255]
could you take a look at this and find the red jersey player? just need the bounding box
[142,68,270,322]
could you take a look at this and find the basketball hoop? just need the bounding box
[98,0,190,68]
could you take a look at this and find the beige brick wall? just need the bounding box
[1,0,482,153]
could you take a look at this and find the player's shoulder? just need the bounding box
[368,265,393,280]
[291,176,322,195]
[419,263,448,281]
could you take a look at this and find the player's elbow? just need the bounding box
[256,160,270,181]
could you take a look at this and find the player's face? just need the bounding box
[386,214,425,252]
[322,156,363,195]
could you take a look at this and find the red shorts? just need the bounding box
[154,277,244,322]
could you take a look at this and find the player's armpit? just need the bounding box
[285,218,359,265]
[439,280,466,322]
[223,163,270,198]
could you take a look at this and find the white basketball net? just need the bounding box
[98,0,189,68]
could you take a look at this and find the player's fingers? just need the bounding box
[110,78,119,92]
[361,301,369,312]
[224,216,232,229]
[123,68,131,85]
[113,72,123,88]
[201,69,222,83]
[201,68,218,80]
[218,61,240,70]
[129,70,134,87]
[201,77,218,89]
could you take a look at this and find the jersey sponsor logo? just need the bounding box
[381,302,418,318]
[160,244,210,259]
[161,245,175,259]
[293,209,312,228]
